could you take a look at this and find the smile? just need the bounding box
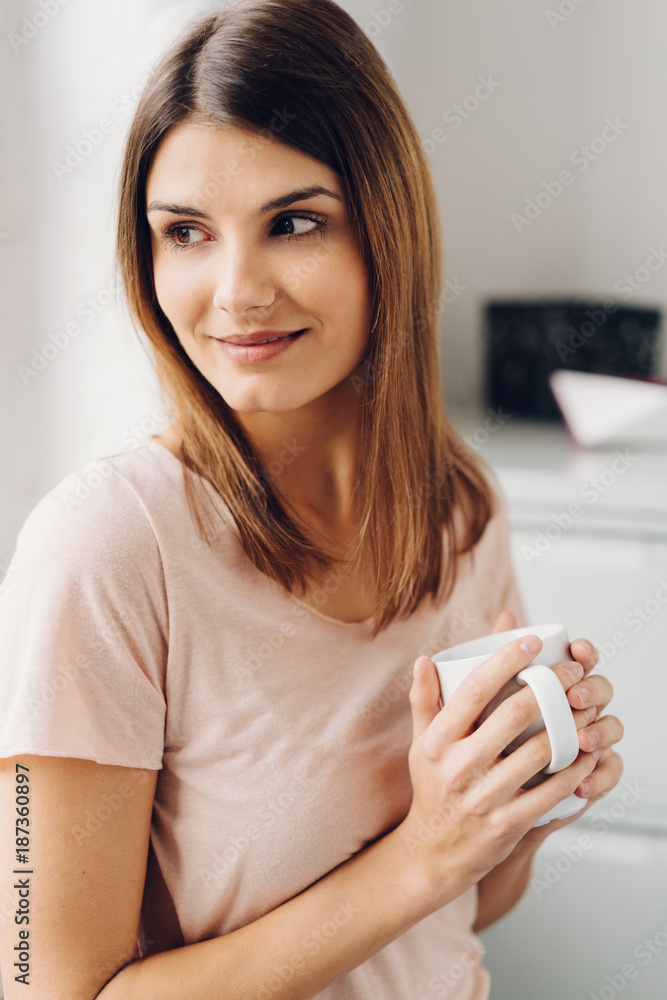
[213,329,309,363]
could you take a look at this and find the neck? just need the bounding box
[237,377,364,531]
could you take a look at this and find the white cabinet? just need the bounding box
[451,411,667,1000]
[509,525,667,819]
[459,410,667,824]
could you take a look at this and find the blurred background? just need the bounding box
[1,1,666,997]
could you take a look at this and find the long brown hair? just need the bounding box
[115,0,496,639]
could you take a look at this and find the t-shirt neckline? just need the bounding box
[147,436,377,631]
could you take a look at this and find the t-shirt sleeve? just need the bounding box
[0,466,168,770]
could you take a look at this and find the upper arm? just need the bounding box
[0,754,158,999]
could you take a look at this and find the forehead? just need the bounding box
[145,121,343,206]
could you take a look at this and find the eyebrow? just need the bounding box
[146,185,342,219]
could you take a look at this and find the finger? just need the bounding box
[569,637,599,674]
[492,609,517,634]
[472,702,615,802]
[567,673,613,713]
[574,748,624,800]
[480,738,598,819]
[475,700,594,797]
[525,799,593,838]
[505,749,600,829]
[409,656,443,742]
[432,635,545,751]
[471,658,584,763]
[577,714,625,755]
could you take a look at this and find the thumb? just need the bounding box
[409,656,442,741]
[492,608,517,634]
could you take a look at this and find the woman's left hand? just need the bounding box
[490,610,625,845]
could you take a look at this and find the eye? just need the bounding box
[159,223,211,251]
[271,212,328,241]
[157,210,328,253]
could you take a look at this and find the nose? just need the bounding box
[212,240,276,316]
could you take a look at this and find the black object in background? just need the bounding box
[484,299,663,420]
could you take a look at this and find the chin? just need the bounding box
[212,382,318,415]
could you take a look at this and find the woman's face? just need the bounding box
[145,120,372,416]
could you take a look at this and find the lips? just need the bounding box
[214,328,309,363]
[221,329,307,346]
[253,332,297,345]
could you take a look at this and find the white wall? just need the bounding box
[0,0,218,572]
[343,0,667,407]
[1,0,665,568]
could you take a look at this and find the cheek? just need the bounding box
[304,244,371,337]
[153,256,204,330]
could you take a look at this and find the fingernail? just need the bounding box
[593,749,601,760]
[519,635,541,655]
[584,706,597,722]
[566,662,584,681]
[575,684,590,705]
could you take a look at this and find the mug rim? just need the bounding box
[432,622,566,664]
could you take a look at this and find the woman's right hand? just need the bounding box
[394,634,600,908]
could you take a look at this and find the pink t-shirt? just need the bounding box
[0,438,526,999]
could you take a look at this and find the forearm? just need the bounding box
[472,840,540,932]
[99,827,459,1000]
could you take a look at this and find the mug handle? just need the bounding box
[516,664,580,773]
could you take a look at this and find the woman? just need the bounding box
[0,2,623,997]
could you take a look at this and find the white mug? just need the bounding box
[432,623,587,827]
